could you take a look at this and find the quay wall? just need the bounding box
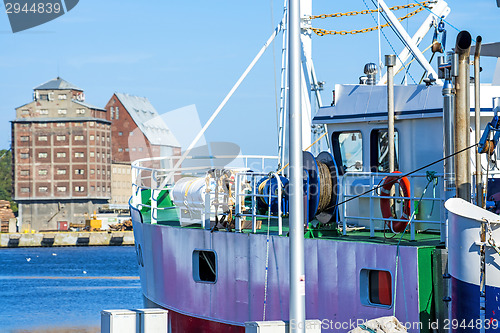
[0,231,134,247]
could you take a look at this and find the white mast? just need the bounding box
[289,0,306,332]
[300,0,312,149]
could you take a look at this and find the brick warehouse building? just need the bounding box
[12,78,111,231]
[105,93,180,207]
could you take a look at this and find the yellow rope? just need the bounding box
[394,43,433,76]
[310,6,425,36]
[310,1,431,20]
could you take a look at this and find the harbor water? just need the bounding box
[0,246,142,332]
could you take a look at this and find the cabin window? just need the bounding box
[360,269,392,308]
[370,129,399,172]
[331,131,363,174]
[193,249,217,283]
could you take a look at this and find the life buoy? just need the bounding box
[379,171,411,233]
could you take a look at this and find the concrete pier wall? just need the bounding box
[0,231,134,247]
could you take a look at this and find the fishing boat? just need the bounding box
[130,0,500,332]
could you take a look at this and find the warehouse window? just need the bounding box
[21,187,30,193]
[20,170,29,176]
[76,109,86,115]
[20,153,29,159]
[57,186,67,192]
[38,136,48,141]
[75,169,85,175]
[56,135,66,141]
[39,186,48,192]
[56,152,66,158]
[38,152,48,158]
[20,136,29,142]
[74,186,85,192]
[38,169,48,176]
[57,169,66,175]
[74,152,84,158]
[74,135,84,141]
[58,109,67,115]
[193,250,217,283]
[39,109,49,115]
[58,94,67,100]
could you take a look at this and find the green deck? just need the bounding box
[140,208,442,248]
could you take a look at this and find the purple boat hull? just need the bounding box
[132,209,428,332]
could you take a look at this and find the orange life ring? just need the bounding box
[379,171,411,233]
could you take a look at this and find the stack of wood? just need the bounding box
[0,200,15,233]
[109,219,133,231]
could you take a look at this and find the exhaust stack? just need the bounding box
[454,31,472,202]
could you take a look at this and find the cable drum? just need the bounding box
[315,151,339,224]
[256,176,289,215]
[303,151,339,224]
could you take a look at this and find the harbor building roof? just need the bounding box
[114,92,180,147]
[34,77,83,91]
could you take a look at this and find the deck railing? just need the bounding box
[339,172,446,241]
[130,155,279,226]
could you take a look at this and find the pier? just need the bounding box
[0,231,134,247]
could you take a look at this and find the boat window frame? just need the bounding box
[192,249,218,284]
[359,268,393,309]
[331,130,364,175]
[369,128,400,173]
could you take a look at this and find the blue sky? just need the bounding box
[0,0,498,156]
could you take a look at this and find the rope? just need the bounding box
[310,6,425,36]
[330,143,479,211]
[310,1,431,20]
[258,179,270,206]
[394,43,433,76]
[317,161,333,212]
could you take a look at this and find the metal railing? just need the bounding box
[339,171,445,241]
[234,172,284,235]
[130,155,279,226]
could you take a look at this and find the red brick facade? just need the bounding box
[105,93,169,163]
